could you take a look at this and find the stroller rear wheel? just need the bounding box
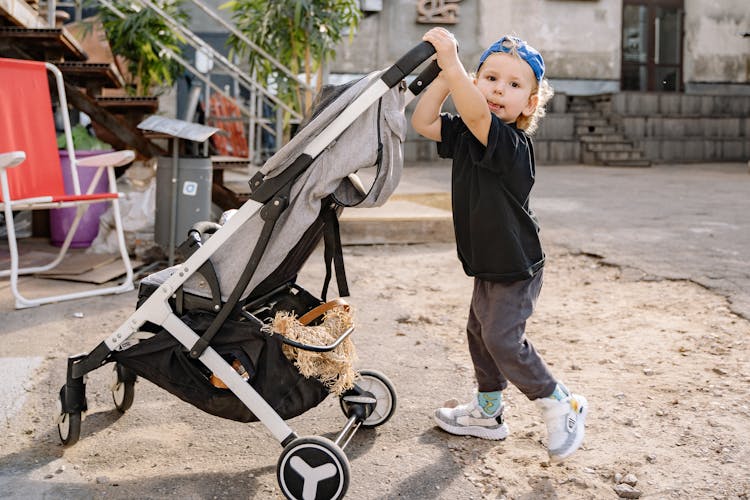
[57,411,81,446]
[111,363,136,412]
[340,369,397,428]
[277,435,350,500]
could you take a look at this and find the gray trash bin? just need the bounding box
[155,156,213,250]
[137,115,220,263]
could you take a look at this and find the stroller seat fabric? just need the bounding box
[144,72,406,304]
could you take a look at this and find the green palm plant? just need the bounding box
[221,0,361,120]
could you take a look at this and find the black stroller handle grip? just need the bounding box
[408,59,441,96]
[381,41,436,88]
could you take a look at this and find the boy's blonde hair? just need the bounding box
[517,79,554,136]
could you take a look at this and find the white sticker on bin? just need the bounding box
[182,181,198,196]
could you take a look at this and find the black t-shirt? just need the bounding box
[437,113,544,282]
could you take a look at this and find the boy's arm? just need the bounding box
[410,74,450,142]
[423,28,491,146]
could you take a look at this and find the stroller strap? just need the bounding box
[189,189,289,359]
[322,203,349,301]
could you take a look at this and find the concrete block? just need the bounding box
[659,94,682,115]
[683,118,703,136]
[610,93,626,114]
[703,139,718,160]
[404,139,438,163]
[646,117,664,137]
[635,93,660,115]
[684,139,704,160]
[702,118,740,138]
[622,117,646,138]
[680,95,702,115]
[548,141,579,163]
[534,140,550,163]
[722,140,745,160]
[660,140,684,161]
[699,96,715,115]
[548,93,567,114]
[536,114,575,139]
[666,118,688,137]
[640,140,660,160]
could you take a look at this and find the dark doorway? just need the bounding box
[621,0,684,92]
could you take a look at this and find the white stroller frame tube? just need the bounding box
[89,41,440,447]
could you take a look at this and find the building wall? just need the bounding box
[329,0,750,95]
[187,0,750,95]
[684,0,750,94]
[476,0,622,95]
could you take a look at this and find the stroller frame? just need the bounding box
[57,43,441,500]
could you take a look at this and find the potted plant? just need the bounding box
[92,0,189,96]
[221,0,361,128]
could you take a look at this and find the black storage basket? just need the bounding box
[112,310,329,423]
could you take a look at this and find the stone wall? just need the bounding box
[613,93,750,163]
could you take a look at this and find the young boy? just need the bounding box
[411,28,588,463]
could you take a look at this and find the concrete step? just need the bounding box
[595,149,644,162]
[579,133,628,143]
[339,193,454,245]
[568,104,594,113]
[572,111,604,120]
[600,159,652,167]
[575,117,610,127]
[585,142,635,152]
[576,124,618,135]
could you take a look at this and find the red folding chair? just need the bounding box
[0,58,134,308]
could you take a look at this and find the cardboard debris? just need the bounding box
[43,259,142,284]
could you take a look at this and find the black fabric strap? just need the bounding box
[189,192,287,359]
[321,204,349,301]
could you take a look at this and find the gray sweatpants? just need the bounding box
[467,270,557,400]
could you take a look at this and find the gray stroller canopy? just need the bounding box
[146,72,407,302]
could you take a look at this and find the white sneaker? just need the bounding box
[434,396,509,440]
[535,392,588,462]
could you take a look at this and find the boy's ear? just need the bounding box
[522,93,539,117]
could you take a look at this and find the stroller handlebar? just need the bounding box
[381,41,436,88]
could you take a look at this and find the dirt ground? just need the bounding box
[1,241,749,499]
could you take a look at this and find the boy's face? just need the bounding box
[474,52,539,124]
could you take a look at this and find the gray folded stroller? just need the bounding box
[56,43,440,500]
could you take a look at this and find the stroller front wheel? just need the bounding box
[111,363,136,412]
[57,411,81,446]
[277,435,350,500]
[340,369,397,428]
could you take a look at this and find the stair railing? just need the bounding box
[97,0,310,164]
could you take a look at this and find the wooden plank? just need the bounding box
[0,0,48,28]
[55,61,125,91]
[0,27,87,61]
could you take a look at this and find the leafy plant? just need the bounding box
[96,0,189,96]
[57,124,112,150]
[221,0,361,120]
